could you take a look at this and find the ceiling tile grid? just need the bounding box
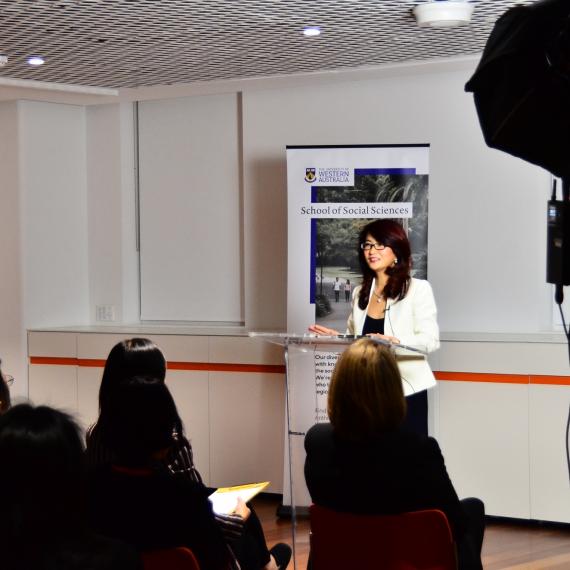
[0,0,536,88]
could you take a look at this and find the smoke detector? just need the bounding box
[413,1,474,28]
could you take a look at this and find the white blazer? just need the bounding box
[346,277,440,395]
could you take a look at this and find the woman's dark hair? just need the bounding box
[328,339,406,440]
[357,219,412,309]
[88,338,185,463]
[98,376,180,467]
[98,338,166,410]
[0,404,86,546]
[0,360,11,413]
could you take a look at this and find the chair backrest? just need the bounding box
[142,546,201,570]
[310,504,456,570]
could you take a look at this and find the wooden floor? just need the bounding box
[251,495,570,570]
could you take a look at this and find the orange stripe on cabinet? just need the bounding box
[29,356,285,375]
[29,357,78,366]
[434,371,529,384]
[530,375,570,386]
[28,359,568,384]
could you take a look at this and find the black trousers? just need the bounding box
[457,497,485,570]
[402,389,428,436]
[229,505,271,569]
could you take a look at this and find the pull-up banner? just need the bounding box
[286,144,430,335]
[284,144,430,507]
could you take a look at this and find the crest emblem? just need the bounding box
[304,168,316,183]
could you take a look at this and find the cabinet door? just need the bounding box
[530,384,570,523]
[77,366,102,432]
[437,380,530,519]
[209,372,285,492]
[166,370,210,485]
[28,364,77,415]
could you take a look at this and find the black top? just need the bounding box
[88,465,230,570]
[304,423,467,541]
[362,314,385,335]
[86,426,203,484]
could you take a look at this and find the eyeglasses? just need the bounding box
[360,241,387,252]
[3,375,14,386]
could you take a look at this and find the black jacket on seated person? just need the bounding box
[304,422,468,541]
[88,464,231,570]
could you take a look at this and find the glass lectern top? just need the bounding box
[248,331,427,356]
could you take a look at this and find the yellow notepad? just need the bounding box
[208,481,270,515]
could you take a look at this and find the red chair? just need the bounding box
[309,504,457,570]
[142,546,201,570]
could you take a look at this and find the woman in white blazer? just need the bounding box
[309,220,439,435]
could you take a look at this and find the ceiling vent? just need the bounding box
[413,1,475,28]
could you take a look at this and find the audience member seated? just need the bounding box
[0,359,12,413]
[0,404,142,570]
[86,338,290,570]
[304,338,485,570]
[88,376,233,569]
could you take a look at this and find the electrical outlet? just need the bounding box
[96,305,116,322]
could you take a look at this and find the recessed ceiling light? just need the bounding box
[303,26,321,37]
[27,56,45,66]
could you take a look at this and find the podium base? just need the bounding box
[276,504,310,518]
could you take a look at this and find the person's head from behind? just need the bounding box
[328,338,406,440]
[0,359,11,413]
[100,338,166,410]
[98,376,179,468]
[0,404,85,544]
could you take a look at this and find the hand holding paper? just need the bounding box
[208,481,269,516]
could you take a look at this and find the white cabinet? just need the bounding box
[28,330,285,492]
[435,338,570,523]
[28,329,568,521]
[437,380,530,519]
[529,383,570,523]
[28,363,78,414]
[209,372,285,491]
[166,370,211,484]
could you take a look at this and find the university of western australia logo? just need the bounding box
[304,167,316,183]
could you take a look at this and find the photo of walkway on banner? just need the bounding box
[313,172,429,332]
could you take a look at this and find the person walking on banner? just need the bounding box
[344,279,352,302]
[309,220,439,436]
[333,277,341,303]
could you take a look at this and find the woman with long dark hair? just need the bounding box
[89,376,232,570]
[304,339,485,570]
[0,403,142,570]
[86,338,201,483]
[86,338,290,570]
[310,219,439,434]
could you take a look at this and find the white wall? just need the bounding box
[18,101,90,329]
[86,102,139,323]
[0,102,26,397]
[1,60,563,396]
[137,94,243,323]
[242,65,553,332]
[0,101,91,398]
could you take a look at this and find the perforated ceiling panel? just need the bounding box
[0,0,536,89]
